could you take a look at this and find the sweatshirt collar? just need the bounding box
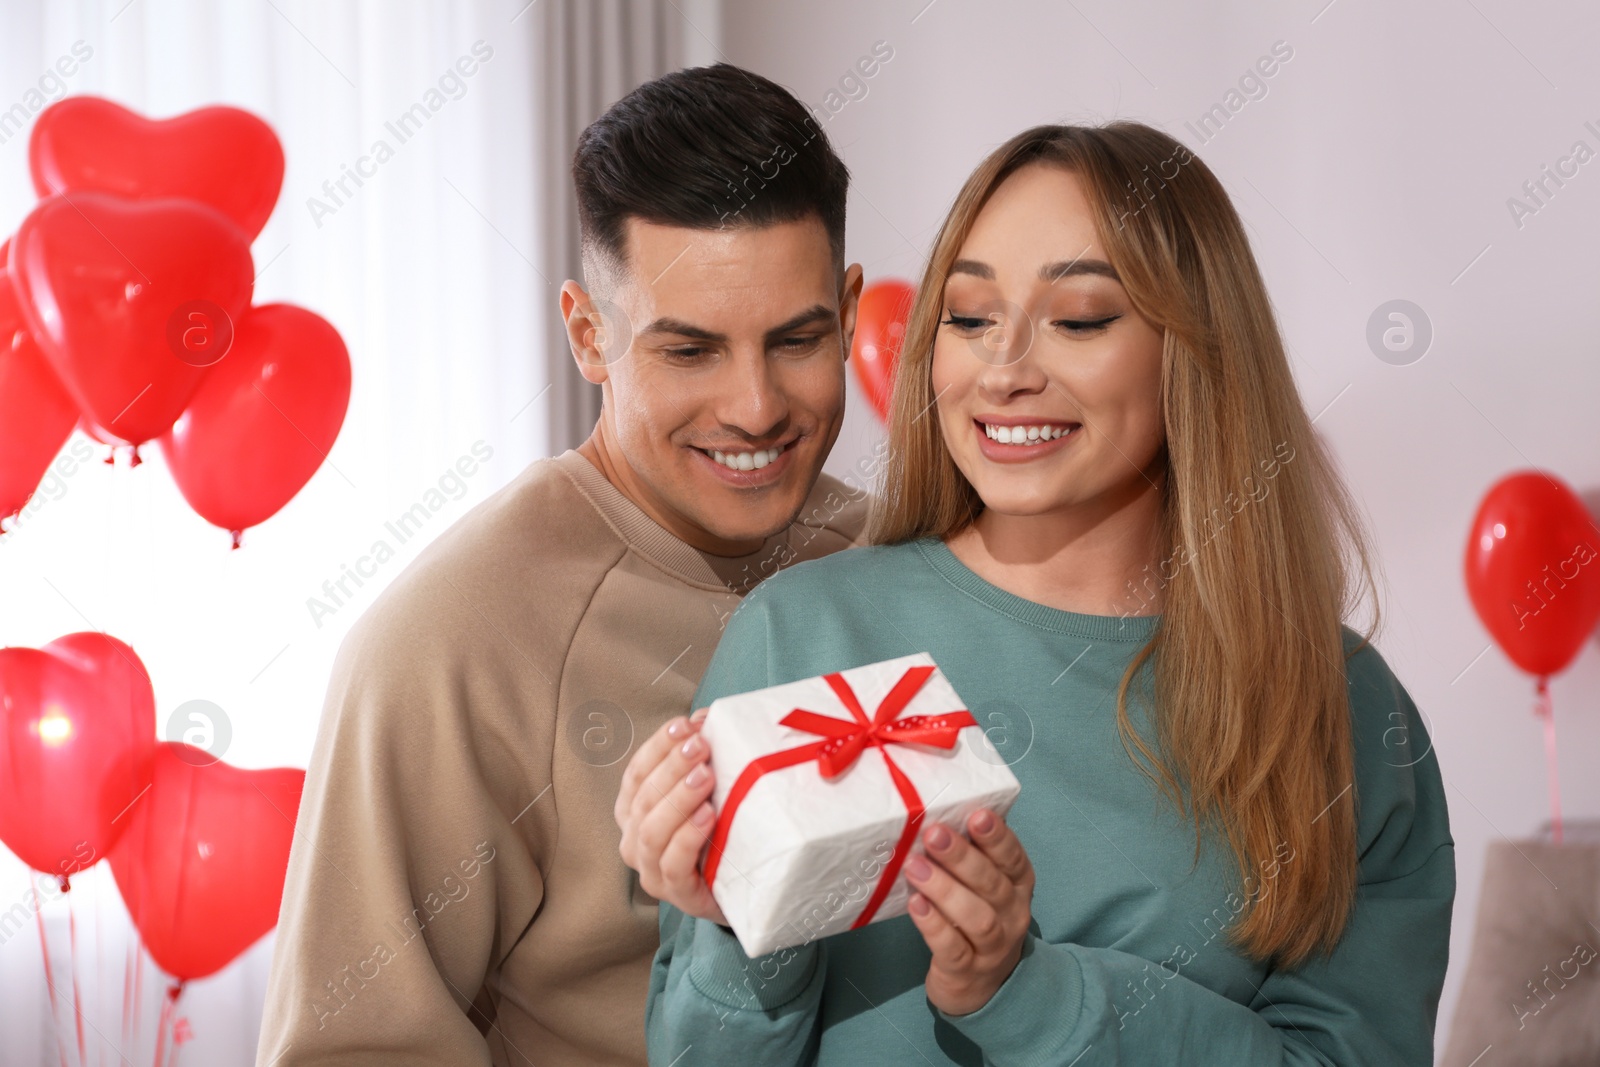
[913,537,1160,641]
[554,449,819,594]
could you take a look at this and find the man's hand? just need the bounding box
[904,809,1035,1016]
[614,707,726,924]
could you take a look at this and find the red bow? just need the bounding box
[703,665,976,930]
[781,667,974,777]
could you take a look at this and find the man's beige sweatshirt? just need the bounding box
[257,449,868,1066]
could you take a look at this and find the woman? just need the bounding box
[616,122,1454,1065]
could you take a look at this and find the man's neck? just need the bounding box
[576,424,767,557]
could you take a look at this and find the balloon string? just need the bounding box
[121,941,133,1060]
[66,881,87,1067]
[1534,677,1563,844]
[132,944,144,1064]
[95,874,105,1067]
[151,981,182,1067]
[35,887,70,1067]
[151,988,171,1067]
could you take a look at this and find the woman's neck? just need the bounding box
[944,479,1166,618]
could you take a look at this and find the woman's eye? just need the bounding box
[939,312,988,332]
[1053,314,1122,334]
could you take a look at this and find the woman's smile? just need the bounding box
[971,416,1081,463]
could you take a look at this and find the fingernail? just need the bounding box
[925,824,952,851]
[972,810,995,835]
[680,736,702,757]
[906,855,931,881]
[693,803,715,825]
[908,893,930,917]
[691,707,709,722]
[685,765,709,787]
[667,719,688,739]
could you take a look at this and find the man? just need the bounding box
[258,63,867,1066]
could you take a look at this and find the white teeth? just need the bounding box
[984,423,1070,444]
[708,446,783,471]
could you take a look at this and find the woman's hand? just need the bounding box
[614,708,727,924]
[904,809,1035,1016]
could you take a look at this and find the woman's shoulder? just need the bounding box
[1339,627,1430,761]
[1338,627,1454,871]
[1340,629,1421,732]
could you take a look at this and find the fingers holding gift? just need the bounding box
[920,820,1013,906]
[655,800,727,924]
[631,765,722,916]
[907,890,975,968]
[617,711,700,828]
[906,834,1032,1016]
[904,850,1009,954]
[966,809,1036,894]
[629,723,712,830]
[633,757,716,869]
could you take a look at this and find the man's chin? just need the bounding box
[689,509,796,552]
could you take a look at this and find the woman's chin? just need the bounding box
[970,486,1079,520]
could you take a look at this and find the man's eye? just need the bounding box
[662,346,708,360]
[777,335,822,352]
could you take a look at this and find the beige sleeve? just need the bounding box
[257,587,552,1066]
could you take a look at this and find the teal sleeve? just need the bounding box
[644,583,830,1064]
[647,906,826,1065]
[942,641,1455,1066]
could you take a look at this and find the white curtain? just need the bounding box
[0,2,706,1064]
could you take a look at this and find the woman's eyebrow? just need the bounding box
[1040,258,1119,283]
[948,258,994,280]
[946,257,1121,282]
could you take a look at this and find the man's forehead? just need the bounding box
[623,215,833,285]
[619,215,838,333]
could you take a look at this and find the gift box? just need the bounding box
[699,652,1022,957]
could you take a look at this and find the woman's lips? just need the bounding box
[972,418,1080,463]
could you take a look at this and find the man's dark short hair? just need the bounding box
[573,63,849,286]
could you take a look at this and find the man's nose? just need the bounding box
[718,349,790,438]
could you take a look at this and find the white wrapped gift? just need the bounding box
[699,652,1022,957]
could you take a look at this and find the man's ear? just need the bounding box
[838,262,866,361]
[561,280,610,385]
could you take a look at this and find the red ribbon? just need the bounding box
[703,664,976,930]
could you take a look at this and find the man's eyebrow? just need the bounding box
[1040,258,1119,283]
[764,305,835,342]
[638,317,725,342]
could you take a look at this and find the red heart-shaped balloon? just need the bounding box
[110,743,304,981]
[160,303,351,539]
[1465,470,1600,678]
[11,191,254,446]
[30,96,285,240]
[0,243,79,519]
[0,632,156,878]
[850,279,914,423]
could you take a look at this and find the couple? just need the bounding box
[259,63,1453,1066]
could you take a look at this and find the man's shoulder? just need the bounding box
[342,453,625,671]
[789,470,872,548]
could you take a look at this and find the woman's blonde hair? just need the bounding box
[870,122,1378,967]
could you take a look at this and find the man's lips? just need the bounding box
[688,437,801,486]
